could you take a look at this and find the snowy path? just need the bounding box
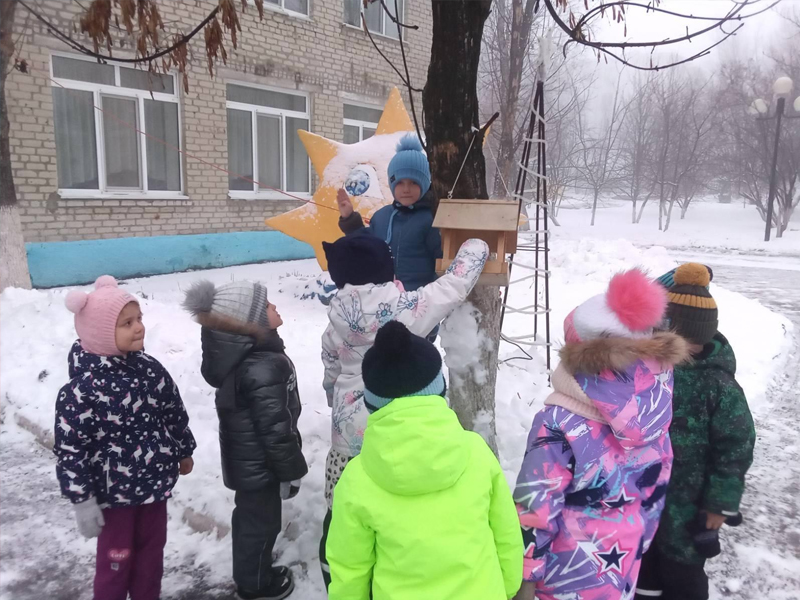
[697,261,800,600]
[0,430,232,600]
[1,258,798,600]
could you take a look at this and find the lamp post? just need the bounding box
[749,77,800,242]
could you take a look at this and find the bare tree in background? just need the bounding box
[572,69,631,226]
[715,53,800,237]
[617,72,657,224]
[655,74,717,231]
[480,0,541,197]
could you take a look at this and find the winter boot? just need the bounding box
[236,570,294,600]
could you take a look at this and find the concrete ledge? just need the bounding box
[26,231,315,288]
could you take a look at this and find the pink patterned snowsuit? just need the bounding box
[514,333,686,600]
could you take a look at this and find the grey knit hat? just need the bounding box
[183,280,270,329]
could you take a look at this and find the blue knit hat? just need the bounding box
[362,321,446,412]
[387,135,431,198]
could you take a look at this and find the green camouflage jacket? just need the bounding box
[655,332,756,564]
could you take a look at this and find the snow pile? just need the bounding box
[439,302,490,388]
[0,238,794,599]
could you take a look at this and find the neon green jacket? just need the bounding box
[327,395,523,600]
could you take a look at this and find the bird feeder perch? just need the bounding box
[433,199,520,286]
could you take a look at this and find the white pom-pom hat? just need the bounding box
[564,269,668,343]
[65,275,138,356]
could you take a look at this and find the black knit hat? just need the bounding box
[666,263,719,346]
[362,321,446,412]
[322,232,395,289]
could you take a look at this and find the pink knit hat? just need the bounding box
[564,269,667,343]
[65,276,139,356]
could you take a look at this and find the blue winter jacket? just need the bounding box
[339,190,443,291]
[54,341,196,507]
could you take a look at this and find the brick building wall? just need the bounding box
[7,0,432,244]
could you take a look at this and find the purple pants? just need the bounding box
[94,501,168,600]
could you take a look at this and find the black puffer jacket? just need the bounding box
[200,328,307,491]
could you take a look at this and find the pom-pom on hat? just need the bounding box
[322,232,395,289]
[65,275,138,356]
[362,321,446,412]
[665,262,718,346]
[564,269,667,343]
[387,135,431,198]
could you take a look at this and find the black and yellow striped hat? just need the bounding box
[666,263,718,346]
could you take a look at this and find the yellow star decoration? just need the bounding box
[266,87,416,270]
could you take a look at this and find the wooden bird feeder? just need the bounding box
[433,199,520,286]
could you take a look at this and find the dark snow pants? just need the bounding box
[94,500,168,600]
[232,484,282,591]
[635,540,709,600]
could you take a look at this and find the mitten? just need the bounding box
[74,497,105,539]
[688,511,721,558]
[280,480,302,500]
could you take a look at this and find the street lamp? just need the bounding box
[750,76,800,242]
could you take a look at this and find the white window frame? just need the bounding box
[343,0,404,40]
[260,0,311,19]
[226,81,311,201]
[343,102,382,143]
[50,52,186,200]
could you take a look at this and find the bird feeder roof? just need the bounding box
[433,199,520,232]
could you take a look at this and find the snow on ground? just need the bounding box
[552,197,800,257]
[0,236,795,599]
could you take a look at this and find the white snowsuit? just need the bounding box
[321,238,489,459]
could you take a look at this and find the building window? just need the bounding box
[264,0,309,16]
[226,83,310,197]
[50,54,183,197]
[344,0,403,39]
[343,103,383,144]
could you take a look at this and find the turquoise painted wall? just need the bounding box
[26,231,315,288]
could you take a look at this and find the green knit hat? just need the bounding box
[666,263,718,346]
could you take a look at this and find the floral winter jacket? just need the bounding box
[513,333,688,600]
[54,341,196,507]
[321,238,488,458]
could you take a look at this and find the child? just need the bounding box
[318,234,488,587]
[183,280,307,600]
[513,269,689,600]
[326,321,523,599]
[55,275,196,600]
[635,263,755,600]
[337,134,442,294]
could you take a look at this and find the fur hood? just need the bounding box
[559,331,690,375]
[194,312,270,342]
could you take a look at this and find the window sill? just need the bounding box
[341,23,401,43]
[263,2,312,22]
[58,190,190,202]
[228,191,310,202]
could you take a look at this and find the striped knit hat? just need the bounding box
[665,263,718,346]
[182,280,270,329]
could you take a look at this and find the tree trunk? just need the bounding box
[424,0,499,453]
[664,197,676,232]
[590,190,599,226]
[631,199,637,223]
[0,0,32,291]
[635,193,651,223]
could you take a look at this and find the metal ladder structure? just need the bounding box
[499,77,552,372]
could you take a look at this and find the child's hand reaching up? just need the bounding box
[337,188,354,219]
[179,457,194,476]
